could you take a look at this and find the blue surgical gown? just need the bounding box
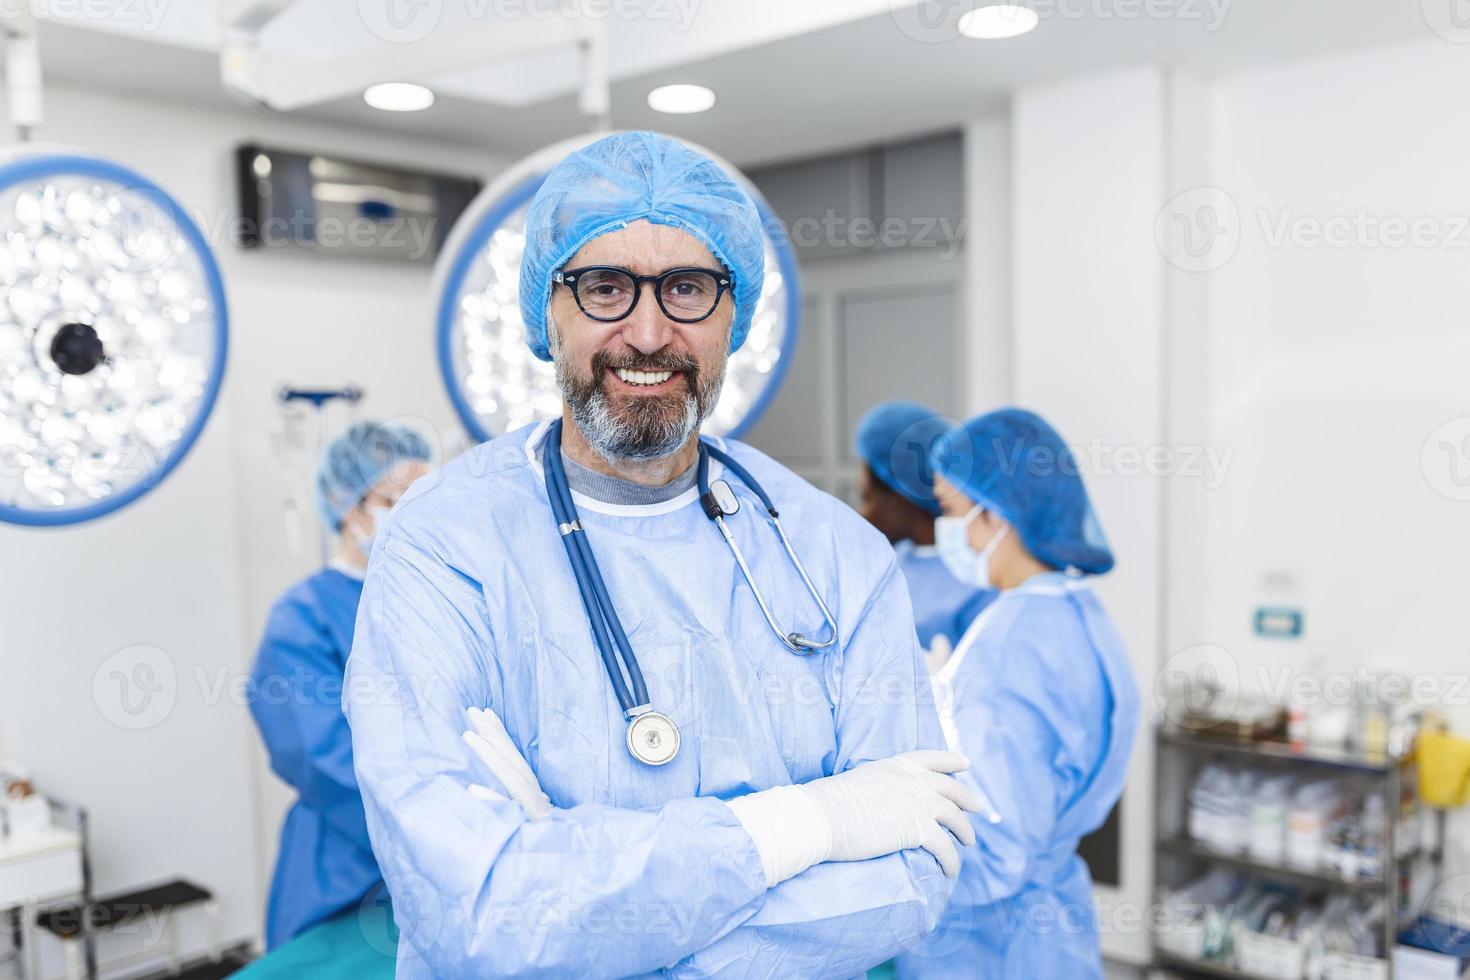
[344,422,955,979]
[895,573,1139,979]
[249,566,382,950]
[892,540,993,649]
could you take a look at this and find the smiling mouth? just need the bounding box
[608,366,683,392]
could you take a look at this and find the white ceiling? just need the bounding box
[32,0,1438,167]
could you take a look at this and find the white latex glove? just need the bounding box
[462,707,553,820]
[725,750,981,887]
[924,635,954,674]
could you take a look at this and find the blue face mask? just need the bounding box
[934,505,1010,588]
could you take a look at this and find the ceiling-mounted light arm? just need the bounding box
[1,9,41,142]
[216,0,298,109]
[219,3,598,113]
[577,21,610,133]
[218,0,296,32]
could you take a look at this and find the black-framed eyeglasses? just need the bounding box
[553,265,732,324]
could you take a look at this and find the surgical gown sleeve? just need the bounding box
[944,625,1085,909]
[345,528,771,978]
[249,593,369,845]
[666,560,955,979]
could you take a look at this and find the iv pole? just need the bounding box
[2,10,41,143]
[277,385,363,566]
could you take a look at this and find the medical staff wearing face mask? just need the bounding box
[344,132,984,979]
[894,408,1141,980]
[248,420,432,950]
[854,401,994,660]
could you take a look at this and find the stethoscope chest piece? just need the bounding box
[707,478,740,516]
[540,418,836,766]
[626,710,680,766]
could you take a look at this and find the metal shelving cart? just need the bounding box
[0,798,93,980]
[1151,723,1445,979]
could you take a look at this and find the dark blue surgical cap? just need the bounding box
[931,408,1114,575]
[854,401,950,515]
[519,131,766,362]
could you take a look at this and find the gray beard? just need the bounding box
[555,356,726,463]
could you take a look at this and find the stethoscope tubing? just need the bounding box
[698,440,839,654]
[541,418,840,724]
[543,422,650,713]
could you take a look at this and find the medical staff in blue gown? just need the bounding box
[854,401,993,655]
[249,420,432,950]
[894,408,1141,980]
[344,132,986,980]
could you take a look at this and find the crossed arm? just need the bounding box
[345,531,957,978]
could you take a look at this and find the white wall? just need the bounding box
[961,114,1011,414]
[1206,36,1470,877]
[1010,67,1168,966]
[0,79,510,962]
[1160,71,1215,692]
[985,37,1470,966]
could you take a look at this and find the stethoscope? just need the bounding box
[541,418,838,766]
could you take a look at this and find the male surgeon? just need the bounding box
[345,132,981,978]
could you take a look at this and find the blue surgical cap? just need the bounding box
[854,401,950,515]
[519,131,766,362]
[316,420,433,531]
[931,408,1114,575]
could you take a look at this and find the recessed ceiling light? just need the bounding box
[958,4,1039,39]
[647,84,716,114]
[364,82,435,112]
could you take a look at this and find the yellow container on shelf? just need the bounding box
[1417,729,1470,809]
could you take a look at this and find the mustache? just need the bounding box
[591,348,698,376]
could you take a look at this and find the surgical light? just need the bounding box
[0,151,229,527]
[364,82,435,112]
[434,134,800,444]
[958,4,1039,39]
[646,84,717,115]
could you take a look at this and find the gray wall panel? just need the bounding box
[838,286,960,461]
